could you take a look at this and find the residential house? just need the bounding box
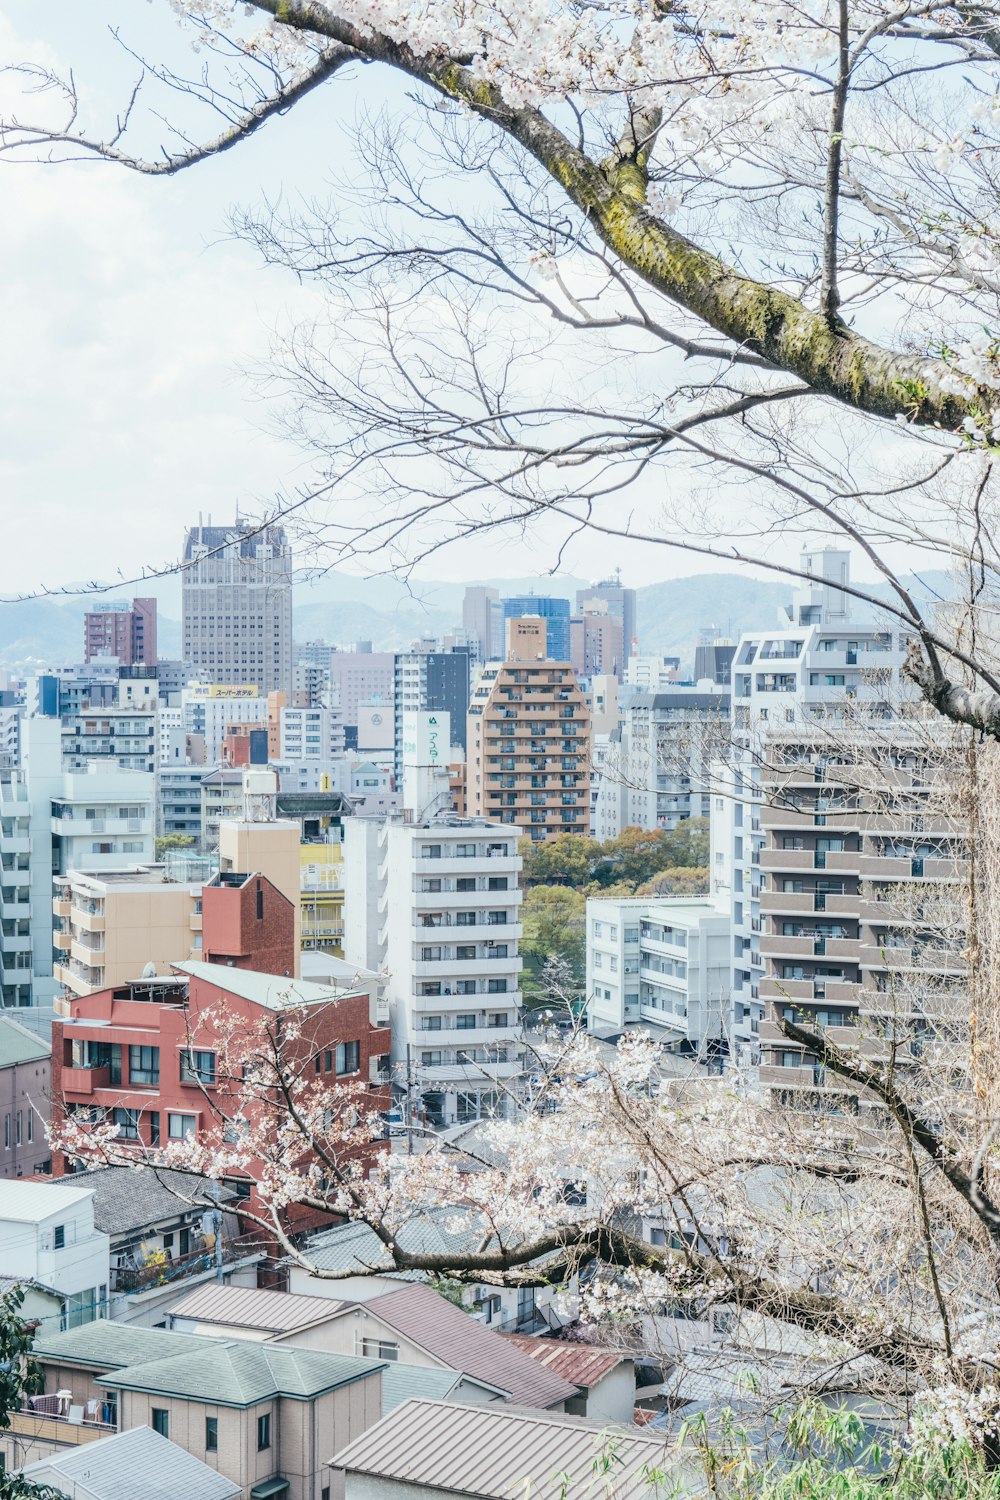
[500,1334,634,1424]
[7,1321,383,1500]
[0,1180,110,1333]
[329,1398,688,1499]
[44,1166,260,1327]
[0,1013,51,1177]
[19,1424,240,1500]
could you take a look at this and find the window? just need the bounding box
[456,877,476,892]
[113,1108,140,1140]
[336,1041,360,1075]
[15,1112,21,1146]
[180,1051,216,1086]
[149,1112,160,1146]
[456,979,476,995]
[421,1016,442,1031]
[361,1338,398,1361]
[205,1417,218,1451]
[456,945,475,961]
[487,979,508,994]
[152,1409,169,1438]
[456,1014,476,1030]
[421,1051,442,1067]
[53,1224,65,1250]
[27,1111,32,1143]
[129,1045,160,1086]
[257,1414,271,1451]
[168,1113,196,1140]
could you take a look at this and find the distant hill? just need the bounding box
[0,567,955,673]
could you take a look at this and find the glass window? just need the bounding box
[205,1417,218,1452]
[53,1225,65,1249]
[180,1051,216,1086]
[336,1041,360,1075]
[456,1014,476,1030]
[129,1045,160,1087]
[257,1413,271,1451]
[361,1338,398,1361]
[168,1113,196,1140]
[152,1409,169,1438]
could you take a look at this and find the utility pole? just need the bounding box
[406,1043,414,1157]
[212,1178,224,1282]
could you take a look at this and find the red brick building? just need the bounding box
[83,597,157,666]
[51,871,390,1232]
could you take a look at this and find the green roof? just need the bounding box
[0,1015,50,1068]
[97,1340,382,1407]
[173,961,362,1011]
[34,1323,207,1370]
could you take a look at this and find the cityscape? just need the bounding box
[3,3,1000,1498]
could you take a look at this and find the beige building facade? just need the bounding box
[466,619,591,841]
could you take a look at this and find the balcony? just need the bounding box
[110,1233,268,1294]
[62,1065,112,1094]
[759,850,813,872]
[53,898,71,919]
[412,958,522,978]
[9,1400,115,1447]
[53,930,71,951]
[70,907,105,933]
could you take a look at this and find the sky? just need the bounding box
[0,2,924,604]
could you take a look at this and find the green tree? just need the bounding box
[518,835,600,889]
[598,820,710,888]
[519,884,586,1007]
[635,867,710,898]
[155,834,195,861]
[0,1287,67,1498]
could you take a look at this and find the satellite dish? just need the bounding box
[141,962,157,978]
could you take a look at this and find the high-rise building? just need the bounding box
[694,628,736,685]
[84,598,157,667]
[393,646,472,783]
[466,619,590,840]
[502,596,571,661]
[462,587,504,662]
[576,574,637,659]
[342,814,523,1128]
[182,522,293,696]
[570,601,625,680]
[715,549,947,1084]
[329,646,395,731]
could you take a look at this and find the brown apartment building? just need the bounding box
[466,618,591,841]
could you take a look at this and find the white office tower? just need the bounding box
[720,548,909,1072]
[182,521,293,696]
[342,815,524,1128]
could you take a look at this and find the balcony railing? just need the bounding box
[109,1232,267,1294]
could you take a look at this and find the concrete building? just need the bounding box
[61,704,157,774]
[52,857,218,1006]
[183,684,270,766]
[466,619,590,841]
[279,704,345,763]
[199,769,244,852]
[576,574,637,660]
[0,1014,51,1177]
[329,646,395,731]
[462,586,504,662]
[718,548,924,1077]
[624,654,682,691]
[84,599,157,668]
[586,896,730,1057]
[342,814,523,1128]
[502,595,571,661]
[0,1180,110,1329]
[593,685,731,841]
[570,600,625,681]
[393,646,472,783]
[157,766,204,842]
[182,521,293,697]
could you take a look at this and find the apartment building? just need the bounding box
[342,815,523,1128]
[586,896,730,1054]
[61,705,157,773]
[592,684,730,842]
[279,705,345,763]
[0,1180,110,1331]
[184,684,270,766]
[52,857,218,1007]
[569,601,625,680]
[158,765,205,842]
[329,646,395,731]
[182,522,293,697]
[466,619,591,841]
[84,598,157,668]
[393,646,472,783]
[716,548,952,1089]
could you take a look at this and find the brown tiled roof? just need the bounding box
[360,1284,578,1409]
[500,1333,625,1388]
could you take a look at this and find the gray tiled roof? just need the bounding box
[170,1282,343,1333]
[98,1340,383,1407]
[358,1285,578,1409]
[34,1323,208,1369]
[43,1167,237,1237]
[19,1425,240,1500]
[329,1399,687,1498]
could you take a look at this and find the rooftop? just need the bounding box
[294,1208,486,1281]
[0,1013,51,1069]
[97,1339,382,1407]
[170,1283,343,1336]
[34,1323,208,1370]
[329,1399,685,1499]
[500,1334,626,1389]
[20,1424,241,1500]
[355,1284,578,1409]
[0,1178,94,1224]
[173,960,363,1010]
[43,1167,238,1238]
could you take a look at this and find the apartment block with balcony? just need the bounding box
[718,548,961,1097]
[343,815,523,1128]
[466,618,591,841]
[586,896,730,1057]
[0,1180,110,1332]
